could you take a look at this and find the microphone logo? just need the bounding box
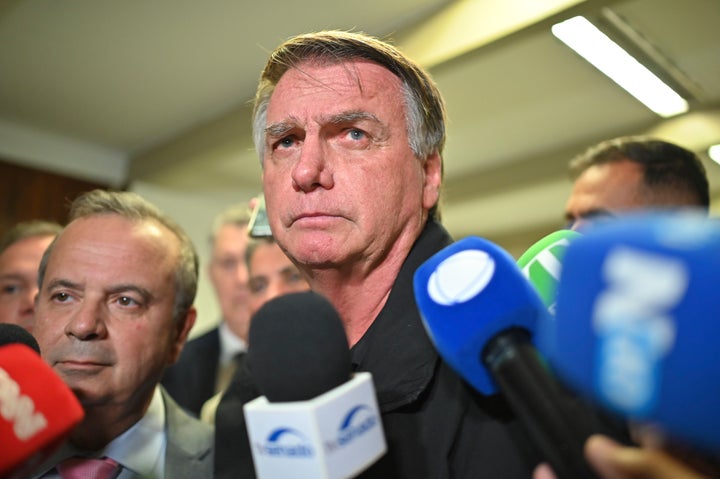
[254,427,314,458]
[0,367,48,440]
[324,404,380,453]
[427,249,495,305]
[593,247,687,416]
[520,237,572,314]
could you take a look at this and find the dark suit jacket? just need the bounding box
[161,327,220,417]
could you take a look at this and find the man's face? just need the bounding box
[0,234,54,333]
[208,224,250,337]
[565,160,648,231]
[34,215,193,409]
[247,242,309,319]
[261,59,441,270]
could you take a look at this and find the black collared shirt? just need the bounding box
[351,219,535,478]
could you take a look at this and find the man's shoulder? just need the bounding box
[162,389,214,476]
[185,327,221,347]
[175,327,221,361]
[163,389,214,439]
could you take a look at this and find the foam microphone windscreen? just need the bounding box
[0,323,40,353]
[0,344,84,477]
[247,291,351,402]
[413,236,547,395]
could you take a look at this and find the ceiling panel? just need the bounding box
[1,0,719,245]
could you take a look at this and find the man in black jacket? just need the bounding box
[215,30,539,478]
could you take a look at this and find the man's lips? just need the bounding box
[56,359,111,369]
[291,212,342,227]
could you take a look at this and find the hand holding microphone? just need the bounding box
[534,435,712,479]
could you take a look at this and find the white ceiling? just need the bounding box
[1,0,719,252]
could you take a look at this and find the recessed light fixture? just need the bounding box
[709,144,720,165]
[552,16,689,118]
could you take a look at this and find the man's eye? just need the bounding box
[1,284,20,295]
[249,278,268,294]
[278,137,295,148]
[348,129,365,140]
[117,296,138,307]
[51,292,70,302]
[288,272,305,284]
[220,259,239,271]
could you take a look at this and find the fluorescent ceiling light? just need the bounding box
[709,144,720,165]
[552,16,689,118]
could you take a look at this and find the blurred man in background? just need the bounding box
[551,137,716,479]
[0,220,62,333]
[162,204,253,416]
[565,136,709,231]
[200,236,309,423]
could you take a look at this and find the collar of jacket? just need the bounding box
[351,219,454,412]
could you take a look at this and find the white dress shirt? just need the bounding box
[38,387,167,479]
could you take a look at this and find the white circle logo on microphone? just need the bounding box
[427,249,495,305]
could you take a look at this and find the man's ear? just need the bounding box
[168,306,197,365]
[422,152,442,211]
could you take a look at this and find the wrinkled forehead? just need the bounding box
[272,58,400,97]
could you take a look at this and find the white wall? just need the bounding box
[0,119,128,187]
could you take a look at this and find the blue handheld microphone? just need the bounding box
[547,212,720,451]
[414,236,599,479]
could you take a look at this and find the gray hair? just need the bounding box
[208,204,252,248]
[1,220,63,255]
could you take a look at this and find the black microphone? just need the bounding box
[247,291,350,402]
[0,323,40,353]
[243,291,386,479]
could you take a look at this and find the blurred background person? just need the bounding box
[162,204,253,417]
[200,236,309,423]
[556,137,716,478]
[564,136,709,231]
[243,236,310,322]
[0,220,62,333]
